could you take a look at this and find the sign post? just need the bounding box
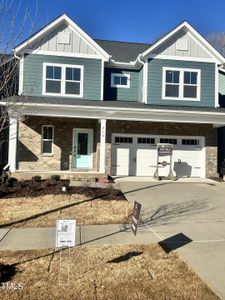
[131,201,142,235]
[154,143,175,181]
[56,219,76,286]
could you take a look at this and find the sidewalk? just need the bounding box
[0,224,158,250]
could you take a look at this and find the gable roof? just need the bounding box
[14,14,110,61]
[141,21,225,64]
[95,39,150,63]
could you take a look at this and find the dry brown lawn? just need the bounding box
[0,194,132,228]
[0,244,218,300]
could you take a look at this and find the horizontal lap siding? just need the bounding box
[23,54,102,100]
[147,59,215,107]
[104,68,140,101]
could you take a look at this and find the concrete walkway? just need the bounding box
[0,224,158,250]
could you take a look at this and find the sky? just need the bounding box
[10,0,225,45]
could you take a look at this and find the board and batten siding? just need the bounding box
[104,68,141,101]
[147,58,215,107]
[28,23,97,55]
[153,29,211,59]
[23,54,102,100]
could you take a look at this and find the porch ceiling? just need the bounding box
[2,96,225,126]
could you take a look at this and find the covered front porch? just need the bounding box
[8,115,107,176]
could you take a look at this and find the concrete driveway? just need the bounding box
[116,178,225,299]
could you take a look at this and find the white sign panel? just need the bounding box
[56,220,76,248]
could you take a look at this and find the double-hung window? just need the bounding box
[163,68,200,100]
[111,73,130,88]
[43,63,83,97]
[42,125,54,155]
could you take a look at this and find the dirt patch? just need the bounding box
[0,245,218,300]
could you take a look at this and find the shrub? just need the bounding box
[32,175,42,182]
[51,174,61,181]
[5,177,18,187]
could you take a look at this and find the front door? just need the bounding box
[72,129,93,169]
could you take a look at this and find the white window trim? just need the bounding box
[42,63,84,98]
[111,73,130,88]
[41,125,54,155]
[162,67,201,101]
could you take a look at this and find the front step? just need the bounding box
[13,171,106,181]
[70,173,108,186]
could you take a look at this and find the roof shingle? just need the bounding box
[95,39,151,63]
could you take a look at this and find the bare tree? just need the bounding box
[207,32,225,57]
[0,0,38,170]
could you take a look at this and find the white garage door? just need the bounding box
[111,135,205,178]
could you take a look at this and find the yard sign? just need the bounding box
[131,201,142,235]
[56,220,76,248]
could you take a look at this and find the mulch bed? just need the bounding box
[0,179,126,201]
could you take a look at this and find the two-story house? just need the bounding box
[1,14,225,179]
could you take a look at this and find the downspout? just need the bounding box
[137,54,146,104]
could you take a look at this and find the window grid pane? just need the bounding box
[42,126,53,154]
[183,85,197,98]
[165,84,179,97]
[115,137,133,143]
[166,70,180,83]
[160,138,177,145]
[138,138,155,144]
[182,139,200,146]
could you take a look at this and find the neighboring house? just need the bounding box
[1,14,225,179]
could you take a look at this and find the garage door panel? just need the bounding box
[136,148,156,176]
[173,147,202,177]
[115,148,130,176]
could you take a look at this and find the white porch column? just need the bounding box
[8,115,18,172]
[99,119,107,174]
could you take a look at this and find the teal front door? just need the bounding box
[72,129,93,169]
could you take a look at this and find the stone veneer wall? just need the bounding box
[17,116,99,171]
[105,121,218,178]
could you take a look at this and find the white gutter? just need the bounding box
[2,100,225,116]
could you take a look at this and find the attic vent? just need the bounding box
[176,38,188,51]
[58,32,70,44]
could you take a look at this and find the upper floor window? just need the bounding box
[163,68,200,101]
[111,73,130,88]
[43,63,83,97]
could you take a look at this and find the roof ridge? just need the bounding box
[95,38,151,45]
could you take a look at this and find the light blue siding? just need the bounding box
[104,68,140,101]
[147,59,215,107]
[23,54,102,100]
